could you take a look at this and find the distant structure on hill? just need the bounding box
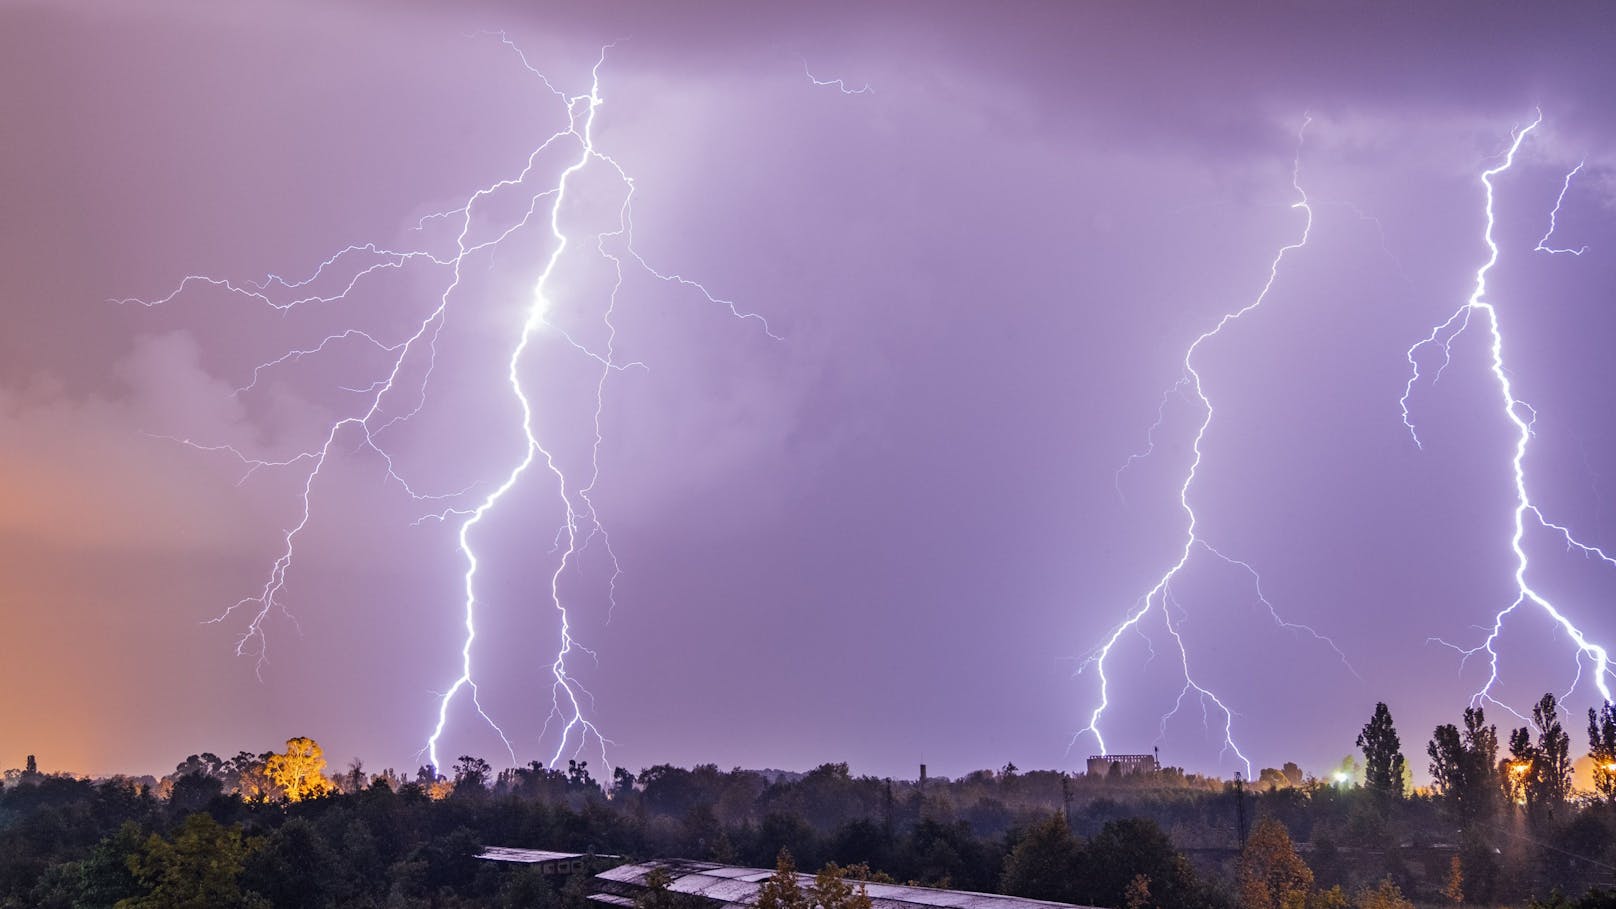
[1085,751,1159,777]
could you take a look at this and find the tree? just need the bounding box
[1429,724,1463,794]
[756,850,808,909]
[263,737,334,803]
[496,866,560,909]
[171,753,225,782]
[1124,874,1151,909]
[1428,707,1499,829]
[1442,855,1464,905]
[1237,817,1313,909]
[1358,703,1407,799]
[167,771,223,818]
[812,862,873,909]
[1532,693,1573,816]
[1000,814,1081,902]
[612,766,637,799]
[1080,817,1206,908]
[223,752,276,801]
[30,820,145,908]
[1257,768,1292,790]
[1327,754,1360,786]
[635,867,702,909]
[452,755,491,792]
[1589,702,1616,803]
[1281,762,1305,788]
[753,851,872,909]
[1355,878,1414,909]
[119,813,257,908]
[1505,725,1536,808]
[567,759,597,792]
[241,816,349,907]
[1508,694,1573,824]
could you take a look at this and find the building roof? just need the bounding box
[477,847,602,864]
[596,860,1100,909]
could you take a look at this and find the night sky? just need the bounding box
[5,1,1616,783]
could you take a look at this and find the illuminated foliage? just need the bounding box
[812,862,874,909]
[1354,878,1414,909]
[1237,817,1313,909]
[1506,694,1573,824]
[1587,702,1616,803]
[1443,855,1464,905]
[1123,874,1151,909]
[264,737,334,803]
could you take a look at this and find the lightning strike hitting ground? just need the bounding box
[116,37,775,773]
[1082,118,1355,778]
[1406,113,1616,718]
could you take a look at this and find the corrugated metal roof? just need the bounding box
[596,860,1100,909]
[477,847,597,864]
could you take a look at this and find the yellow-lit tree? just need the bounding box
[264,736,334,802]
[1355,878,1414,909]
[1237,817,1313,909]
[1442,855,1464,905]
[1123,874,1152,909]
[812,862,873,909]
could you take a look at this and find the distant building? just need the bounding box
[1085,753,1159,777]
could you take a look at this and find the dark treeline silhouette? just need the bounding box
[4,696,1616,907]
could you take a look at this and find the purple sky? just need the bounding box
[5,1,1616,782]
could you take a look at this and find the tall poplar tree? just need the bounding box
[1357,702,1407,799]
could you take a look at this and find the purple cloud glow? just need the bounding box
[4,1,1616,782]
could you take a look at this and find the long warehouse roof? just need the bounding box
[595,860,1100,909]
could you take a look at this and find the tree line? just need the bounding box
[5,695,1616,906]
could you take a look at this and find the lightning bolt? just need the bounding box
[800,56,872,95]
[1406,112,1615,716]
[1082,116,1355,778]
[116,36,776,774]
[1535,159,1589,256]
